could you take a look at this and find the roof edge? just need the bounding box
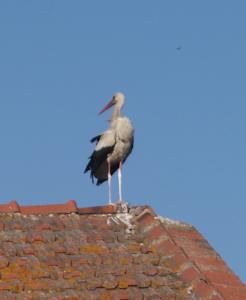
[0,200,121,215]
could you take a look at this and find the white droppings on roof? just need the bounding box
[156,215,192,228]
[29,215,39,221]
[107,216,120,226]
[107,209,134,234]
[116,212,134,233]
[187,285,193,295]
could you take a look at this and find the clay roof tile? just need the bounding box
[0,200,245,299]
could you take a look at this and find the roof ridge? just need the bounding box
[130,207,231,299]
[157,214,246,299]
[156,215,225,299]
[0,200,119,215]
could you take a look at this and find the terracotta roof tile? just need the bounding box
[0,200,119,215]
[0,201,245,299]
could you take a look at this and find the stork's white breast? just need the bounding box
[114,117,134,141]
[109,117,134,162]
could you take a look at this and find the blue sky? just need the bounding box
[0,1,245,283]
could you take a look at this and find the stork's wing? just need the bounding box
[90,135,101,144]
[84,130,116,183]
[123,135,134,163]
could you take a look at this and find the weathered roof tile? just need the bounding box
[0,201,245,299]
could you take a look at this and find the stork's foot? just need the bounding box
[116,198,126,204]
[107,200,126,205]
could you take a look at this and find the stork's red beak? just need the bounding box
[98,98,116,115]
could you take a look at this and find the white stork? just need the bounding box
[84,92,134,204]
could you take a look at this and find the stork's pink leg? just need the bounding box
[118,161,123,203]
[107,159,112,204]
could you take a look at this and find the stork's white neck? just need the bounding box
[111,106,121,120]
[110,101,124,121]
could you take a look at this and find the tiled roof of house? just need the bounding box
[0,200,245,300]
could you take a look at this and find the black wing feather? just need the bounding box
[96,159,119,185]
[84,134,115,184]
[90,135,101,144]
[96,136,134,185]
[84,145,114,174]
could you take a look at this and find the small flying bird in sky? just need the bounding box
[84,92,134,204]
[176,45,182,50]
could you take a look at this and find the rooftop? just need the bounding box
[0,200,245,300]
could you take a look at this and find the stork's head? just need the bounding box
[98,92,125,115]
